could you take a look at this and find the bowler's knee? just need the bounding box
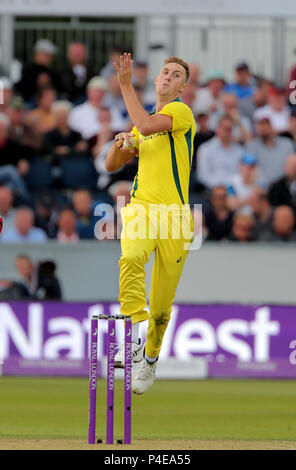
[119,251,146,268]
[151,311,171,325]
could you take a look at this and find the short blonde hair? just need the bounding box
[165,57,190,81]
[51,100,73,114]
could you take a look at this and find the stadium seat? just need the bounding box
[60,155,98,190]
[25,157,53,192]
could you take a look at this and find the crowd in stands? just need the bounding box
[0,39,296,244]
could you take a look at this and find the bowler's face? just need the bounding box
[155,62,187,97]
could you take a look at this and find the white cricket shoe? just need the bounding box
[114,340,144,368]
[132,357,158,395]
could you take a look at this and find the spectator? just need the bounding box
[1,207,48,242]
[194,113,215,153]
[254,87,291,134]
[44,100,87,159]
[61,42,95,104]
[268,154,296,210]
[193,70,225,114]
[188,64,201,87]
[197,115,243,190]
[280,111,296,147]
[259,205,296,242]
[192,113,215,173]
[181,83,197,109]
[0,186,16,233]
[204,185,233,241]
[56,208,79,242]
[0,113,31,200]
[72,189,98,239]
[14,254,36,297]
[247,116,294,187]
[34,191,59,239]
[227,152,264,212]
[108,180,132,212]
[25,87,57,145]
[68,76,124,140]
[15,254,62,299]
[227,212,256,242]
[0,77,13,114]
[100,47,122,80]
[249,187,274,239]
[224,62,256,100]
[209,92,252,143]
[15,39,60,102]
[89,107,115,157]
[104,73,126,118]
[253,77,271,110]
[132,61,155,110]
[94,138,138,191]
[6,95,37,151]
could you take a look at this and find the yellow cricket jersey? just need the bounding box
[130,98,196,206]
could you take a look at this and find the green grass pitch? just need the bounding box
[0,377,296,444]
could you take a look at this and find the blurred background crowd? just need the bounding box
[0,38,296,245]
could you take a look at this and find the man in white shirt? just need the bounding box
[254,87,291,134]
[197,115,244,190]
[69,76,126,140]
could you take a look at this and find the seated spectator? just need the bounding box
[69,76,125,140]
[94,139,138,191]
[192,112,215,173]
[259,205,296,242]
[193,70,225,114]
[44,101,87,159]
[1,207,48,242]
[227,152,264,212]
[0,77,13,114]
[224,62,256,121]
[209,93,252,143]
[34,191,59,239]
[15,39,60,103]
[6,95,37,151]
[247,116,294,187]
[0,113,31,201]
[25,86,57,149]
[88,106,115,156]
[224,62,256,100]
[132,62,155,108]
[108,181,132,211]
[253,77,271,110]
[61,42,95,104]
[194,113,215,152]
[104,73,127,120]
[181,83,197,109]
[188,63,201,87]
[0,186,16,233]
[280,111,296,147]
[227,212,256,242]
[197,115,244,190]
[72,189,98,239]
[204,185,233,241]
[100,47,122,80]
[56,208,80,243]
[15,254,62,299]
[268,154,296,210]
[254,86,291,134]
[249,187,274,239]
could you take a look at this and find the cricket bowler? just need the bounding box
[105,53,196,394]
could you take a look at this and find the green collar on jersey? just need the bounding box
[150,96,182,114]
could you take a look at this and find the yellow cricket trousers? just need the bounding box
[118,199,193,358]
